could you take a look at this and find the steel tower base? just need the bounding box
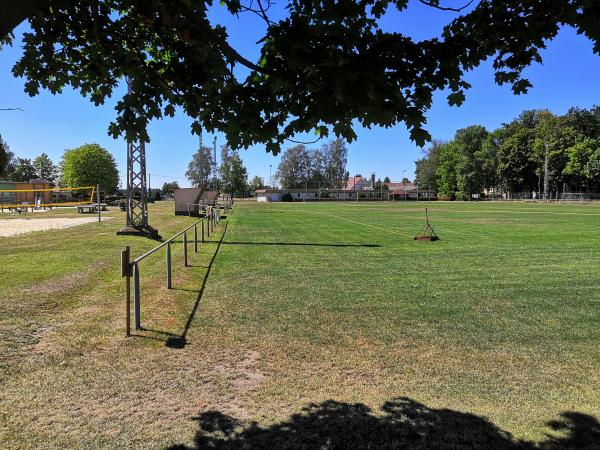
[117,224,161,240]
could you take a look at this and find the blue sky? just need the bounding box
[1,1,599,187]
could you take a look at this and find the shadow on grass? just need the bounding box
[162,222,229,350]
[167,397,600,450]
[220,241,382,248]
[170,287,201,293]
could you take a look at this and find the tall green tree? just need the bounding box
[186,146,214,188]
[495,110,549,194]
[276,145,311,189]
[323,138,348,189]
[3,2,599,153]
[249,176,265,192]
[533,113,581,195]
[219,151,248,196]
[563,138,600,192]
[33,152,57,182]
[0,134,15,179]
[415,139,443,193]
[586,146,600,193]
[497,128,537,194]
[561,106,600,140]
[478,130,501,192]
[308,149,329,185]
[161,181,180,196]
[60,143,119,192]
[436,142,462,198]
[12,157,37,182]
[453,125,489,197]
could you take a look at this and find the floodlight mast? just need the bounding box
[117,79,160,239]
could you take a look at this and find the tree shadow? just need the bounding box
[166,397,600,450]
[220,241,381,248]
[544,411,600,449]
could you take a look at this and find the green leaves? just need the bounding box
[410,128,432,148]
[511,79,533,95]
[5,0,600,154]
[447,91,465,107]
[60,143,119,192]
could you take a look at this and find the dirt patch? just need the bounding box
[0,323,55,375]
[21,261,107,297]
[213,349,264,392]
[209,349,265,417]
[0,217,112,237]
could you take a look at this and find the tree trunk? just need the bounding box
[0,0,54,40]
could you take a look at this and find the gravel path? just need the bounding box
[0,217,112,237]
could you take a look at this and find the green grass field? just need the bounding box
[1,200,599,448]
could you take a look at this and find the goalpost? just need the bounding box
[560,192,590,203]
[0,186,96,211]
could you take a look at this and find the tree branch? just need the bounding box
[0,107,23,111]
[285,136,323,145]
[419,0,474,12]
[0,0,68,40]
[138,3,273,75]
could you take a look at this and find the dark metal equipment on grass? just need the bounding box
[414,208,439,241]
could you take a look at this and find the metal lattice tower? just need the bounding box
[126,141,148,228]
[212,136,218,190]
[117,79,159,238]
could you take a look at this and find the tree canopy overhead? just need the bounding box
[2,1,599,154]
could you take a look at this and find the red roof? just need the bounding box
[345,176,365,190]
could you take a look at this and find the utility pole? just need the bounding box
[269,164,272,188]
[117,79,159,239]
[213,136,217,191]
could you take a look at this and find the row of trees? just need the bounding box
[1,135,59,182]
[276,138,348,189]
[415,107,600,199]
[0,136,120,192]
[186,144,249,196]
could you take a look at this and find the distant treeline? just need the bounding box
[415,107,600,199]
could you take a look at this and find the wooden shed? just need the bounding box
[202,191,219,206]
[174,188,203,216]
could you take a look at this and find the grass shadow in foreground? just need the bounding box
[167,397,600,450]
